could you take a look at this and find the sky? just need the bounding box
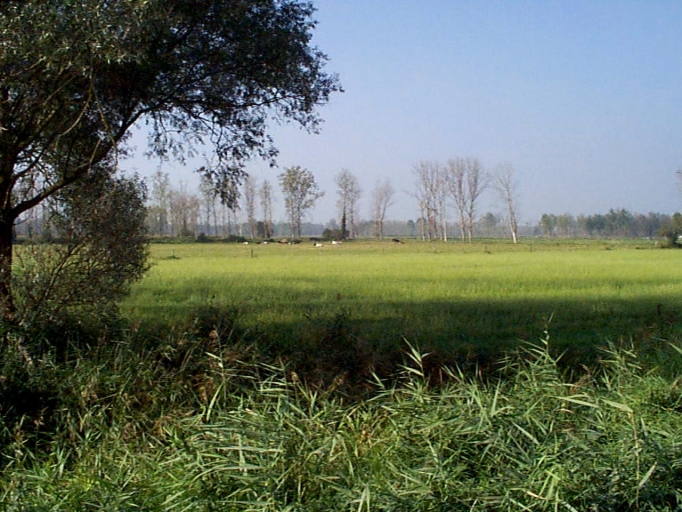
[127,0,682,225]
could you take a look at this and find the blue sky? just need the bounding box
[128,0,682,224]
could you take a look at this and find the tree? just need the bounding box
[634,212,664,239]
[371,178,394,239]
[605,208,634,237]
[14,167,148,327]
[199,174,219,236]
[492,164,520,243]
[279,166,324,239]
[464,160,486,243]
[539,214,557,237]
[411,161,445,241]
[243,176,258,239]
[0,0,339,319]
[259,180,275,239]
[169,182,201,237]
[556,213,576,237]
[445,159,467,241]
[334,169,361,239]
[444,157,486,243]
[478,212,501,237]
[659,212,682,247]
[148,170,172,236]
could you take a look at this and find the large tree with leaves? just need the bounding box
[0,0,339,318]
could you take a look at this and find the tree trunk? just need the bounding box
[341,211,347,240]
[0,210,16,323]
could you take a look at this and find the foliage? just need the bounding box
[1,334,682,510]
[658,212,682,247]
[0,0,340,314]
[13,169,149,331]
[335,169,361,239]
[539,210,668,239]
[322,227,346,240]
[279,166,325,239]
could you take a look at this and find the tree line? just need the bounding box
[16,159,676,243]
[124,157,489,241]
[18,162,673,242]
[537,210,672,239]
[136,156,520,242]
[138,165,398,240]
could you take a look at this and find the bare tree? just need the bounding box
[411,161,446,240]
[371,178,394,239]
[169,182,200,237]
[334,169,362,239]
[279,166,324,239]
[243,176,258,239]
[199,175,219,236]
[465,162,486,242]
[149,170,171,236]
[259,180,274,239]
[444,158,467,241]
[492,164,520,243]
[233,204,244,237]
[445,157,486,242]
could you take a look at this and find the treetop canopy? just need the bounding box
[0,0,340,215]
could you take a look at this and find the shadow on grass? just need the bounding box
[132,294,682,385]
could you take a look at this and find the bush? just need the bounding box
[12,168,149,341]
[658,212,682,247]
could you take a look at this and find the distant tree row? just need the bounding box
[140,166,398,241]
[18,165,675,243]
[537,210,670,239]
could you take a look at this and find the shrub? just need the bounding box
[12,168,149,342]
[658,212,682,247]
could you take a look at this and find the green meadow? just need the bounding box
[125,239,682,363]
[5,239,682,510]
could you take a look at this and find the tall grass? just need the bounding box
[2,332,681,510]
[3,240,681,509]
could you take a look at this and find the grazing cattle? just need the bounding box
[392,238,403,244]
[314,242,323,247]
[331,240,341,245]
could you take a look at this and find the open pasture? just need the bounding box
[125,239,682,361]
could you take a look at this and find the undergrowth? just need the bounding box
[1,325,682,510]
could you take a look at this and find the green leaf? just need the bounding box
[638,462,657,490]
[602,399,633,414]
[556,396,600,408]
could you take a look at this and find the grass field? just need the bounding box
[124,239,682,367]
[4,239,682,510]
